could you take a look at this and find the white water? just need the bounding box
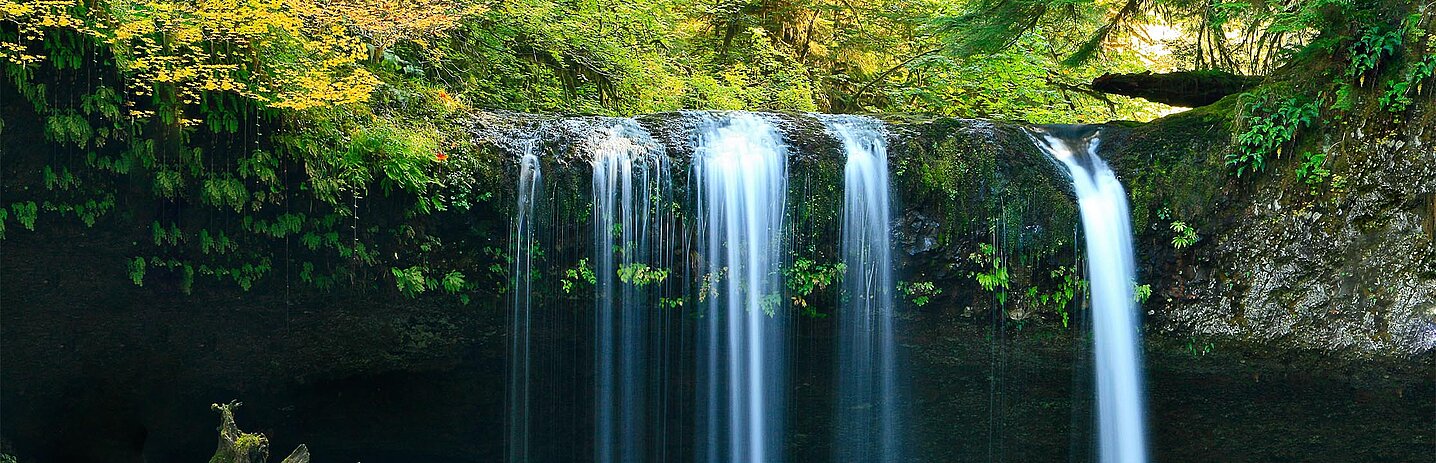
[824,116,902,462]
[693,113,789,463]
[507,144,542,463]
[591,123,671,463]
[1032,128,1148,463]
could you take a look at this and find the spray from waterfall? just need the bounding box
[824,115,903,462]
[1030,126,1148,463]
[507,143,542,463]
[693,113,790,463]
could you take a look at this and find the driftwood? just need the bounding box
[1091,70,1265,107]
[209,401,310,463]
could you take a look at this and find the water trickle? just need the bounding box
[692,113,790,463]
[823,115,903,462]
[590,122,672,463]
[507,142,543,463]
[1030,126,1148,463]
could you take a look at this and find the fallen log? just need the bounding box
[1091,70,1264,107]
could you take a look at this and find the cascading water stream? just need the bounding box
[693,113,789,463]
[590,122,672,463]
[507,143,543,463]
[824,115,903,462]
[1030,126,1148,463]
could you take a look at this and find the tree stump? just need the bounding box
[209,401,309,463]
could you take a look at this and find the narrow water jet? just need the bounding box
[507,143,543,463]
[1030,126,1148,463]
[823,115,903,462]
[692,113,790,463]
[590,122,672,463]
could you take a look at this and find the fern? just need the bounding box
[128,257,147,286]
[1228,94,1319,177]
[10,201,37,231]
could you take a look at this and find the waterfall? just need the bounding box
[1030,126,1148,463]
[590,122,672,463]
[693,113,790,463]
[824,115,903,462]
[507,143,542,463]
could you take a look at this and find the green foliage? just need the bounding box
[392,265,434,297]
[43,166,78,191]
[152,221,182,246]
[1380,56,1434,112]
[785,258,845,316]
[201,176,249,212]
[4,0,1427,301]
[1295,151,1331,190]
[44,112,91,146]
[9,201,36,231]
[441,271,469,303]
[897,280,942,307]
[1345,26,1404,84]
[419,0,1162,119]
[1025,266,1083,327]
[350,120,440,195]
[1170,221,1199,249]
[617,263,670,287]
[697,267,728,303]
[899,31,1161,122]
[561,258,597,294]
[43,196,115,227]
[1134,283,1152,304]
[1228,93,1319,177]
[127,257,147,286]
[1186,336,1215,357]
[0,3,499,298]
[969,242,1010,305]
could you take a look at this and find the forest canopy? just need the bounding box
[7,0,1416,120]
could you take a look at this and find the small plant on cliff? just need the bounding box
[898,280,942,307]
[391,266,431,297]
[1380,55,1435,113]
[1345,26,1404,87]
[127,257,147,286]
[785,259,844,317]
[1134,283,1152,304]
[1170,221,1199,249]
[1186,337,1215,358]
[1228,94,1319,177]
[1025,266,1083,328]
[9,202,36,231]
[969,243,1010,305]
[1295,151,1331,190]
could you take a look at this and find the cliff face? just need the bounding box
[2,100,1433,463]
[1099,97,1436,358]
